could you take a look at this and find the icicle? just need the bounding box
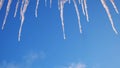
[81,0,85,15]
[2,0,12,30]
[110,0,119,14]
[0,0,4,10]
[58,0,60,10]
[68,0,70,4]
[45,0,47,7]
[78,0,81,4]
[73,0,82,33]
[0,0,119,41]
[101,0,118,34]
[35,0,39,18]
[50,0,52,8]
[59,0,68,39]
[84,0,89,22]
[14,0,19,18]
[18,0,29,41]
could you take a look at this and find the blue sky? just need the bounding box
[0,0,120,68]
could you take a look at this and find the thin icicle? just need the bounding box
[101,0,118,34]
[81,0,85,15]
[59,0,68,39]
[84,0,89,22]
[45,0,47,7]
[110,0,119,14]
[14,0,19,18]
[68,0,70,4]
[58,0,60,10]
[0,0,4,10]
[73,0,82,33]
[50,0,52,8]
[2,0,12,30]
[18,0,29,41]
[35,0,39,18]
[78,0,81,4]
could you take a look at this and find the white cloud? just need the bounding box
[0,51,46,68]
[0,61,20,68]
[63,62,86,68]
[23,51,46,64]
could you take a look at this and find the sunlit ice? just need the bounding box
[0,0,119,41]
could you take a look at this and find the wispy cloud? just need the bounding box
[0,51,46,68]
[23,51,46,64]
[68,63,85,68]
[22,51,46,68]
[62,62,86,68]
[0,61,20,68]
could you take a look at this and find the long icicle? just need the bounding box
[35,0,39,18]
[101,0,118,34]
[2,0,12,30]
[18,0,24,41]
[14,0,19,17]
[78,0,81,4]
[73,0,82,33]
[84,0,89,22]
[18,0,29,41]
[50,0,52,8]
[0,0,4,10]
[110,0,119,14]
[59,0,68,39]
[45,0,47,7]
[68,0,70,4]
[81,0,85,15]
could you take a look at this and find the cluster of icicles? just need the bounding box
[0,0,119,41]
